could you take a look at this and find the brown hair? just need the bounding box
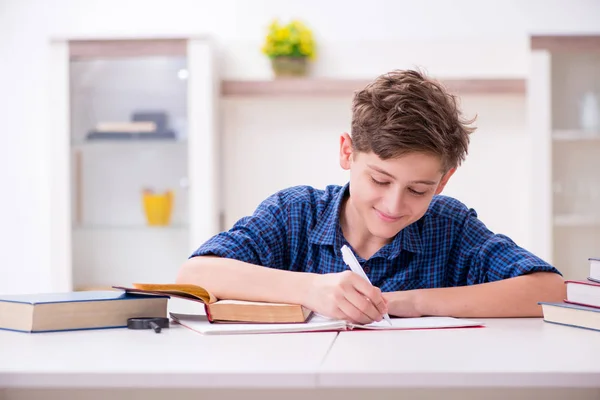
[351,69,476,172]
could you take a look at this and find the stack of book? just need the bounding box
[0,290,168,333]
[540,257,600,332]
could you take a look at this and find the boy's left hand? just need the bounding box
[382,290,421,318]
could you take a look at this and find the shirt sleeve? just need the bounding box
[189,193,289,269]
[452,208,562,284]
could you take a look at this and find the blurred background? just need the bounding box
[0,0,599,294]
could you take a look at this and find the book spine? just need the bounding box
[204,303,214,323]
[543,319,600,333]
[564,299,600,310]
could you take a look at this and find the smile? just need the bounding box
[374,208,403,223]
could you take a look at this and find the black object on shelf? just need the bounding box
[86,131,176,140]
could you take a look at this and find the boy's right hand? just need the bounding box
[305,271,388,325]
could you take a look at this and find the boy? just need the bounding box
[177,69,565,324]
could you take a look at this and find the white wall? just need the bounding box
[2,0,600,294]
[220,94,531,245]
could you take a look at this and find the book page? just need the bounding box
[170,312,347,335]
[130,283,216,303]
[215,300,299,306]
[352,316,484,330]
[307,314,483,330]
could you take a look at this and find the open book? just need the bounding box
[170,312,484,335]
[114,283,312,324]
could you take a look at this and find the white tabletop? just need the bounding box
[319,318,600,388]
[2,317,599,390]
[0,323,337,389]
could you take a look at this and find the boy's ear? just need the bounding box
[339,133,353,170]
[435,168,456,195]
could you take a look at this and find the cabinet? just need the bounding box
[530,35,600,280]
[49,38,220,291]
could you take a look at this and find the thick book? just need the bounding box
[589,257,600,283]
[115,283,313,324]
[565,280,600,309]
[0,291,168,333]
[169,312,484,335]
[540,302,600,332]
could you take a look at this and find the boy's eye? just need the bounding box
[408,188,426,196]
[371,177,389,186]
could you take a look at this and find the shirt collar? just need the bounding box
[398,220,423,254]
[308,183,424,257]
[308,183,348,247]
[373,219,422,259]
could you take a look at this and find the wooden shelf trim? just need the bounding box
[221,78,526,97]
[553,130,600,141]
[554,214,600,227]
[531,35,600,52]
[69,39,187,59]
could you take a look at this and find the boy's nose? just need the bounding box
[383,192,406,216]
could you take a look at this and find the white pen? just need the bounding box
[341,244,393,326]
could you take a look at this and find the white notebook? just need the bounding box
[169,312,484,335]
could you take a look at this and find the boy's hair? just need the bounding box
[351,69,476,172]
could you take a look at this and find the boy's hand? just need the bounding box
[305,271,388,325]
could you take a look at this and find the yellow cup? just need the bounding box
[142,190,173,226]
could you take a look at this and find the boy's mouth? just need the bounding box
[374,208,403,223]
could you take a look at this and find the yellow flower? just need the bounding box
[268,19,280,32]
[275,28,290,41]
[261,18,316,59]
[300,44,311,57]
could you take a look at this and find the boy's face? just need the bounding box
[339,133,455,240]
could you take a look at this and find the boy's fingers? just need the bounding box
[375,299,388,315]
[352,278,387,315]
[344,287,382,322]
[337,297,373,325]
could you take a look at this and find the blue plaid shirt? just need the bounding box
[191,184,560,291]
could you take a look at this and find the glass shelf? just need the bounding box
[69,47,190,291]
[550,50,600,280]
[552,130,600,141]
[71,139,187,156]
[73,224,188,231]
[72,138,187,148]
[554,214,600,227]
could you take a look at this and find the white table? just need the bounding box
[0,323,337,389]
[1,318,599,400]
[319,318,600,398]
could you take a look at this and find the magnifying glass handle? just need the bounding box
[149,321,161,333]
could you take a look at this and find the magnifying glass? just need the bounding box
[127,317,170,333]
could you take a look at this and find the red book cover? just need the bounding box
[564,280,600,309]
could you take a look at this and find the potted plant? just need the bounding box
[261,19,316,77]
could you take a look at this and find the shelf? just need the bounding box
[71,140,187,153]
[73,224,187,231]
[531,35,600,52]
[221,78,526,97]
[72,138,186,147]
[69,38,187,59]
[554,214,600,227]
[552,130,600,141]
